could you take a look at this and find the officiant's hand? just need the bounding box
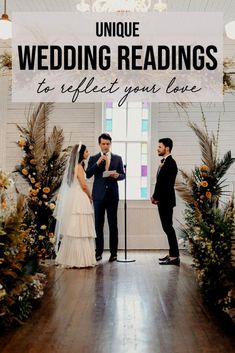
[109,172,119,179]
[151,197,158,205]
[97,155,108,166]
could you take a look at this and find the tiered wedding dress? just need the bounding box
[55,171,96,268]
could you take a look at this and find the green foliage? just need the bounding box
[182,205,235,306]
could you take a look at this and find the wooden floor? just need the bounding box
[0,251,234,353]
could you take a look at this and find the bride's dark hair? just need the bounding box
[67,144,86,186]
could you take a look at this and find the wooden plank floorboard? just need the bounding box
[0,251,234,353]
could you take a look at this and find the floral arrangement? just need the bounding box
[223,57,235,92]
[176,117,235,322]
[0,172,46,328]
[0,51,12,73]
[15,103,68,258]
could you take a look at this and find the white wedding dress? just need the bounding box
[55,170,96,268]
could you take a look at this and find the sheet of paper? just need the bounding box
[103,170,116,178]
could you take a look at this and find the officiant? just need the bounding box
[86,133,125,262]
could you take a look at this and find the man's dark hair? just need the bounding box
[98,133,112,144]
[159,138,173,152]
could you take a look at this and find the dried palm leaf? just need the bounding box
[180,169,191,181]
[16,124,29,136]
[214,151,235,180]
[179,170,196,189]
[27,103,53,173]
[27,103,53,137]
[175,181,194,204]
[46,127,64,160]
[188,121,216,171]
[16,193,26,217]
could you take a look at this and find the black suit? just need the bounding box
[152,155,179,257]
[86,153,125,257]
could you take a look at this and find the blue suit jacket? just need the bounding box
[86,153,125,201]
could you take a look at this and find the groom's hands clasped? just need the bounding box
[151,197,159,205]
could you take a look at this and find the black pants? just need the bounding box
[93,196,119,257]
[158,204,179,257]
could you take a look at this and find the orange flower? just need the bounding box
[193,201,198,207]
[206,191,212,199]
[35,182,41,188]
[1,201,7,209]
[30,178,36,184]
[200,181,208,187]
[200,165,209,172]
[30,159,37,165]
[18,139,26,147]
[22,168,28,176]
[42,187,50,194]
[30,189,39,196]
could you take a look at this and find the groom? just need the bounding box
[151,138,180,266]
[86,133,125,262]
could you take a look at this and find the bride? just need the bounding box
[54,143,96,268]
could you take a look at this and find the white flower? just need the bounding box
[8,178,14,187]
[0,289,7,299]
[40,225,47,230]
[193,235,200,241]
[29,237,35,245]
[194,226,201,234]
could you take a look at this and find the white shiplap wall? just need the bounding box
[5,102,98,172]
